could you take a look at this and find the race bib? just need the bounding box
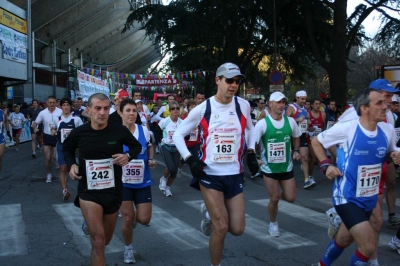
[395,128,400,143]
[299,120,308,133]
[356,163,381,197]
[60,128,72,143]
[13,118,21,127]
[163,130,175,144]
[48,122,54,133]
[85,158,115,190]
[326,121,335,130]
[211,132,236,163]
[267,142,286,163]
[309,128,322,140]
[122,159,145,184]
[189,128,198,141]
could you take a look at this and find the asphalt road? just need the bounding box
[0,141,399,266]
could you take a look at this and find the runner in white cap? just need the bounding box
[255,92,301,237]
[285,90,315,189]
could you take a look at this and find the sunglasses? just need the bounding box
[259,102,265,104]
[170,107,179,111]
[224,77,243,85]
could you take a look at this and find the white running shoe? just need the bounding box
[46,175,52,183]
[159,176,167,191]
[123,248,136,264]
[63,189,71,200]
[200,203,208,218]
[388,236,400,254]
[326,207,342,239]
[164,187,172,197]
[201,219,212,236]
[269,222,280,237]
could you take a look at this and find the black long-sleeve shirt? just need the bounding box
[63,122,141,193]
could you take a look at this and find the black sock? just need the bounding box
[389,213,395,218]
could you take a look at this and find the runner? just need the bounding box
[119,99,156,264]
[173,62,257,266]
[311,88,400,266]
[8,105,27,152]
[27,100,43,158]
[195,91,206,105]
[307,98,326,185]
[253,98,267,121]
[158,100,182,197]
[153,95,176,122]
[109,89,130,124]
[63,93,141,266]
[32,96,62,183]
[52,97,83,200]
[254,92,301,237]
[286,90,314,189]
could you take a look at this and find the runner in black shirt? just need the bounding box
[63,93,141,266]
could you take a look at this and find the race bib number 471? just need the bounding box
[86,158,115,190]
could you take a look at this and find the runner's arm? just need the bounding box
[153,106,165,122]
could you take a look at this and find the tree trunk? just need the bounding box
[327,0,348,108]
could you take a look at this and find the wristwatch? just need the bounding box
[125,153,131,160]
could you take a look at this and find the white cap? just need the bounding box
[134,99,142,103]
[391,95,399,103]
[296,90,307,97]
[269,92,288,102]
[216,62,245,79]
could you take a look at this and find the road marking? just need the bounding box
[151,204,208,250]
[0,204,28,256]
[184,200,316,250]
[53,204,123,256]
[313,198,393,246]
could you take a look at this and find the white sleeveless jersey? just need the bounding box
[199,97,248,175]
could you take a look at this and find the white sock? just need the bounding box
[125,244,133,250]
[369,259,378,266]
[47,173,52,178]
[270,221,278,225]
[33,152,36,155]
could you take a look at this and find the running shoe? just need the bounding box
[388,236,400,254]
[124,248,136,264]
[63,189,71,200]
[155,147,159,154]
[159,176,166,191]
[200,203,208,218]
[82,220,89,235]
[32,153,36,158]
[326,207,341,240]
[251,172,260,179]
[164,187,172,197]
[387,215,400,226]
[303,179,315,189]
[46,175,52,183]
[269,222,280,237]
[15,148,18,152]
[177,168,182,178]
[308,176,317,187]
[201,219,212,236]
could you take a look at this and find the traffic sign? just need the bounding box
[269,85,284,92]
[269,70,284,85]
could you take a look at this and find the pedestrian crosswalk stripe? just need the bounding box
[313,198,393,246]
[0,204,28,256]
[151,204,208,250]
[184,200,316,250]
[52,204,123,256]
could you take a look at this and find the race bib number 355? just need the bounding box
[122,159,145,184]
[86,158,115,190]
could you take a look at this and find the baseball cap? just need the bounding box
[391,95,399,103]
[269,92,288,102]
[60,97,72,106]
[115,89,130,99]
[216,63,245,79]
[134,99,142,104]
[369,79,399,93]
[296,90,307,97]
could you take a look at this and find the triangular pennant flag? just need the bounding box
[203,71,206,76]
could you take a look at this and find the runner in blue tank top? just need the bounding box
[311,89,400,266]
